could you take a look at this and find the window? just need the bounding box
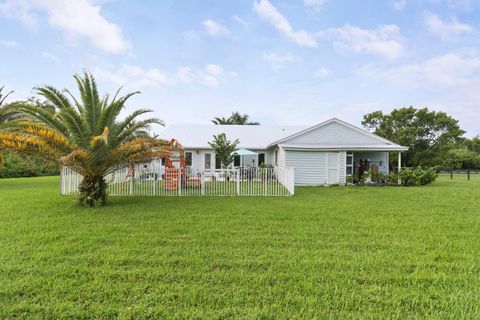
[346,152,353,176]
[185,152,192,167]
[161,158,166,166]
[204,153,211,170]
[215,156,222,169]
[234,155,241,167]
[258,153,265,166]
[274,150,278,165]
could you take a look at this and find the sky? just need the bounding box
[0,0,479,136]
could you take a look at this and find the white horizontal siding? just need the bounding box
[285,151,327,186]
[287,122,386,146]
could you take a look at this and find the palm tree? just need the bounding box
[211,111,259,125]
[211,116,234,125]
[0,72,171,207]
[0,86,15,125]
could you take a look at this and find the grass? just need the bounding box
[0,175,479,319]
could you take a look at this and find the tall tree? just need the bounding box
[0,72,171,207]
[362,107,465,166]
[208,133,239,168]
[212,111,259,125]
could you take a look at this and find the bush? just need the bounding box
[399,167,438,186]
[0,153,58,178]
[386,173,399,184]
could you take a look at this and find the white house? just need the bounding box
[159,118,408,186]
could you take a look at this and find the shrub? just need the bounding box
[399,166,438,186]
[0,153,58,178]
[386,173,399,184]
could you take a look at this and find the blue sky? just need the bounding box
[1,0,479,136]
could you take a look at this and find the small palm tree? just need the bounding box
[0,72,170,207]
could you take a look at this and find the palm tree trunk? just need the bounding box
[78,175,107,207]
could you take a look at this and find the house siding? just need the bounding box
[285,150,327,185]
[287,122,387,146]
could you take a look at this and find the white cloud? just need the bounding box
[0,40,18,47]
[232,15,249,29]
[423,11,472,40]
[392,0,407,10]
[263,52,299,70]
[205,64,224,75]
[314,67,329,77]
[0,0,38,29]
[41,51,60,64]
[326,24,405,60]
[304,0,327,10]
[0,0,131,54]
[253,0,317,48]
[202,19,230,36]
[95,64,227,89]
[357,53,480,87]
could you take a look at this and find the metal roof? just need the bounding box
[158,124,309,149]
[158,118,408,151]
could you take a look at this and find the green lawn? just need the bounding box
[1,175,479,319]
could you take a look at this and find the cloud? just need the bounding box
[392,0,407,10]
[304,0,327,10]
[202,19,230,36]
[232,15,249,29]
[253,0,317,48]
[0,0,131,54]
[357,53,480,87]
[423,11,472,40]
[263,52,299,70]
[326,24,405,60]
[41,51,61,64]
[0,40,18,47]
[314,67,329,77]
[95,64,227,89]
[0,0,38,28]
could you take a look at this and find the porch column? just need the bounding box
[397,152,402,185]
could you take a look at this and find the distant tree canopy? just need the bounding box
[362,107,466,167]
[212,111,259,125]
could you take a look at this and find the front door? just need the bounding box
[327,153,339,184]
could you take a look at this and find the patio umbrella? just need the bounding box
[231,148,257,167]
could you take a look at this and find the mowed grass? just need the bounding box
[0,175,479,319]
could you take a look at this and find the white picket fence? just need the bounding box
[60,164,295,197]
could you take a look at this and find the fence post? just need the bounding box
[201,171,205,195]
[236,169,240,196]
[129,170,134,195]
[468,168,470,180]
[264,168,267,196]
[178,170,182,196]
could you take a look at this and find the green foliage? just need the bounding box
[386,172,399,184]
[0,152,58,178]
[362,107,465,167]
[442,147,480,170]
[0,72,166,207]
[399,167,438,186]
[212,111,259,125]
[208,133,240,168]
[1,175,480,318]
